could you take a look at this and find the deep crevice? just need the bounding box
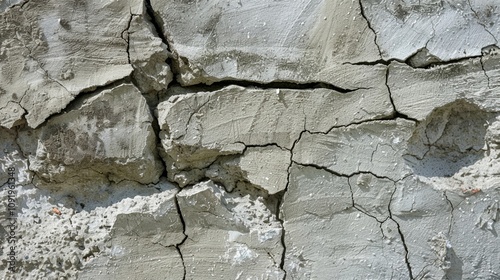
[479,55,492,89]
[293,160,398,182]
[144,0,169,49]
[235,142,289,154]
[173,196,188,280]
[324,114,415,135]
[120,11,135,65]
[144,0,180,78]
[177,79,370,93]
[345,51,484,70]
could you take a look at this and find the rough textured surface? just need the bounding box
[150,0,380,85]
[361,0,500,61]
[1,0,500,279]
[17,83,163,186]
[0,0,142,128]
[177,181,283,279]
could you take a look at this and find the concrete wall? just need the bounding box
[0,0,499,279]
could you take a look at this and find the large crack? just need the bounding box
[173,195,188,280]
[479,50,492,89]
[120,11,136,65]
[176,79,370,93]
[277,127,309,279]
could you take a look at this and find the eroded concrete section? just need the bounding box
[0,0,499,279]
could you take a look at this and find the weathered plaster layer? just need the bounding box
[0,0,499,279]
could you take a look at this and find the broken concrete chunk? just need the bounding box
[207,146,290,194]
[389,54,500,121]
[406,47,442,68]
[293,119,415,180]
[177,181,284,279]
[128,14,173,92]
[79,181,185,279]
[18,83,163,185]
[0,0,141,128]
[282,164,409,279]
[0,127,32,186]
[151,0,380,85]
[361,0,499,61]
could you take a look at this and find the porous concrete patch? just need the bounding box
[0,178,184,279]
[177,180,284,279]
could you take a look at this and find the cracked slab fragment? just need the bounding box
[177,180,284,279]
[207,146,290,194]
[361,0,499,61]
[150,0,380,85]
[17,83,163,186]
[78,180,185,280]
[282,164,408,279]
[389,50,500,121]
[0,0,141,128]
[158,83,393,185]
[293,119,415,180]
[128,13,173,92]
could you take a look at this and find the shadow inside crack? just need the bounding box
[404,100,495,177]
[446,246,464,280]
